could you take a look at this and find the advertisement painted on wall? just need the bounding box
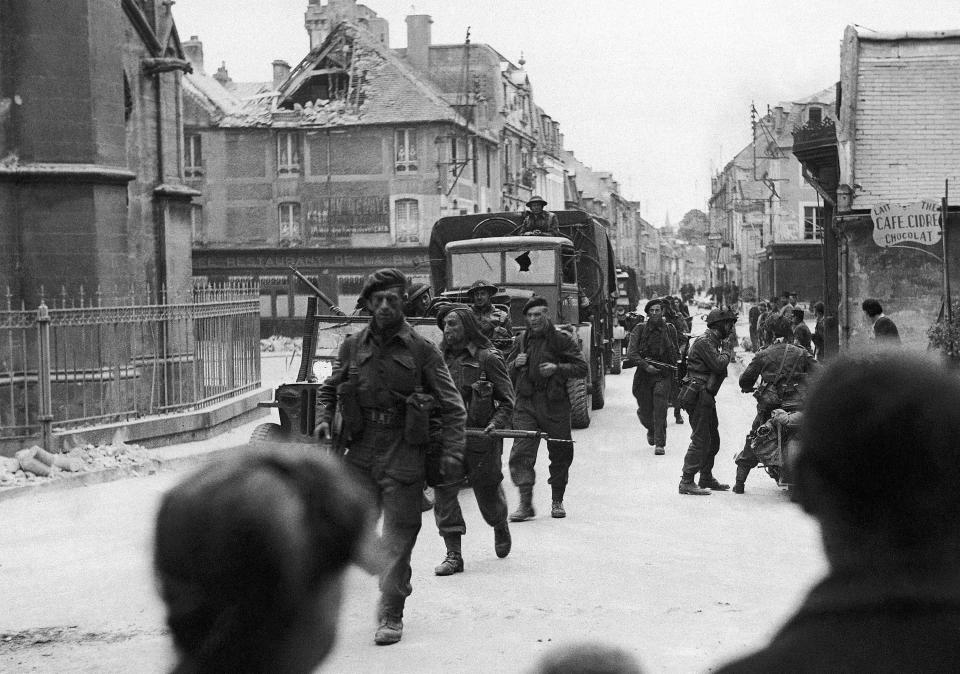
[871,200,942,248]
[306,196,390,238]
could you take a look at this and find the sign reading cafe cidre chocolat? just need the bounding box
[871,200,942,248]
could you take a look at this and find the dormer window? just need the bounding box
[808,107,823,125]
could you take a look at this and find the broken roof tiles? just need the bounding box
[184,22,492,138]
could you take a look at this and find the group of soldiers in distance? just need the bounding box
[624,289,823,495]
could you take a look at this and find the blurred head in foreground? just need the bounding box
[154,448,368,673]
[794,350,960,571]
[530,642,644,674]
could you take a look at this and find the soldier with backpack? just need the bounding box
[735,314,818,493]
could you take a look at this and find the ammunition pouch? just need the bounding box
[336,378,365,438]
[404,390,435,445]
[677,377,705,410]
[468,378,494,427]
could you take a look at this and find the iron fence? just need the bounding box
[1,283,261,449]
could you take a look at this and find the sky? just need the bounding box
[173,0,960,227]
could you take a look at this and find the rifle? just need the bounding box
[465,428,575,446]
[432,428,575,489]
[289,265,347,316]
[640,358,679,372]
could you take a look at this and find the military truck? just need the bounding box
[427,210,620,428]
[251,210,618,444]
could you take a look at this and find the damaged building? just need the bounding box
[184,19,503,332]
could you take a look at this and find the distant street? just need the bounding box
[1,314,828,673]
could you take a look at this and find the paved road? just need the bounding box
[1,339,827,673]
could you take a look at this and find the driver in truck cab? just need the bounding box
[518,196,562,237]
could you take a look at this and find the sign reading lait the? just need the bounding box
[871,200,942,247]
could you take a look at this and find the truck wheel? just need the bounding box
[591,352,606,410]
[609,340,622,375]
[568,378,591,429]
[249,422,287,447]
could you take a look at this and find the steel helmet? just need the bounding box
[705,308,737,326]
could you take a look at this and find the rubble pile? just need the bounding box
[0,443,156,489]
[260,335,302,352]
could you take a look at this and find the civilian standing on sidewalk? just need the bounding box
[432,306,515,576]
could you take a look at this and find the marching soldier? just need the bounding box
[665,296,691,424]
[432,306,516,576]
[735,314,817,493]
[677,308,737,495]
[627,298,679,455]
[317,268,466,646]
[507,297,588,520]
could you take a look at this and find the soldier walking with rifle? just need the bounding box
[431,305,516,576]
[676,308,737,495]
[627,298,680,455]
[507,297,588,520]
[317,269,466,646]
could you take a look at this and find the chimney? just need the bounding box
[183,35,204,74]
[213,61,231,86]
[405,14,432,72]
[773,105,785,134]
[272,60,291,89]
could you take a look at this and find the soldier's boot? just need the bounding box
[646,429,655,446]
[654,445,665,455]
[374,595,405,646]
[509,486,535,522]
[699,475,730,491]
[434,535,464,576]
[674,407,684,424]
[679,478,711,496]
[494,523,512,558]
[733,465,751,494]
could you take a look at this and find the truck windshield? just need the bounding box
[505,249,555,284]
[451,252,503,287]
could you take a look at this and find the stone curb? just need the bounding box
[0,442,248,503]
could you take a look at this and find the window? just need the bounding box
[395,129,418,173]
[503,140,513,183]
[803,205,824,240]
[395,198,419,243]
[278,202,302,240]
[808,107,822,125]
[277,132,300,174]
[449,136,458,176]
[185,134,203,177]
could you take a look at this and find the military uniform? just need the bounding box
[434,342,514,541]
[507,322,588,513]
[318,320,466,632]
[735,340,816,490]
[627,318,679,451]
[474,304,513,341]
[679,329,731,488]
[519,209,561,237]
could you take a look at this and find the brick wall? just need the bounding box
[226,132,268,177]
[854,39,960,208]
